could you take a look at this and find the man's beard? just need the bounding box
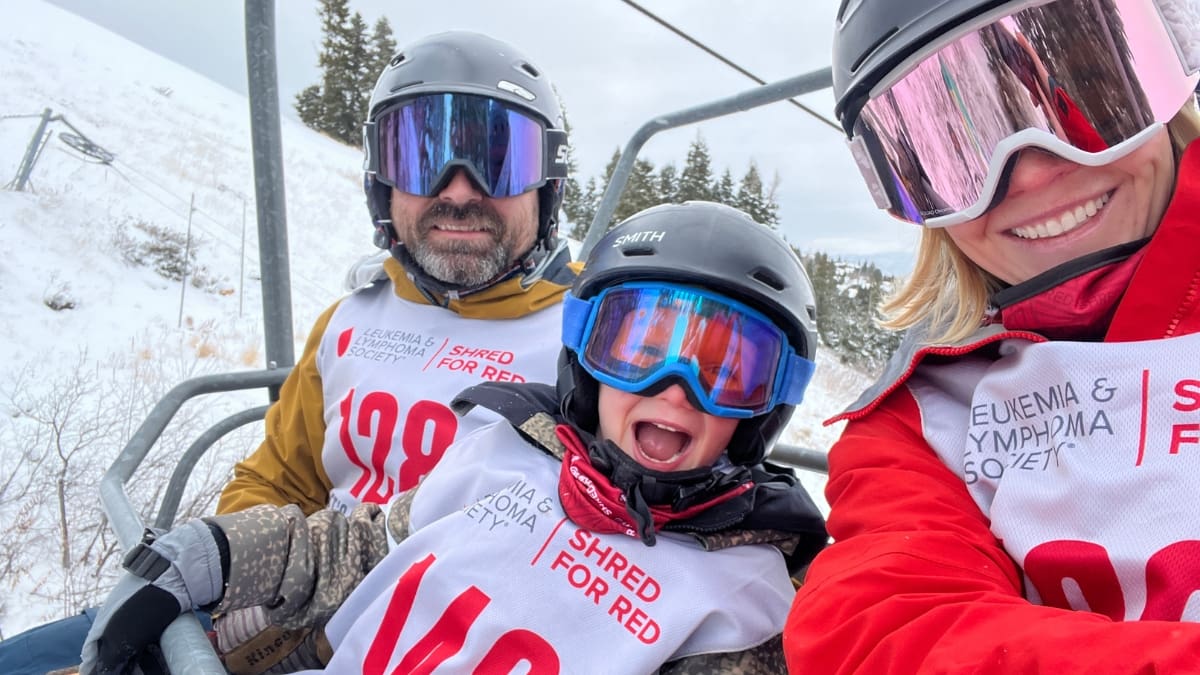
[404,201,517,287]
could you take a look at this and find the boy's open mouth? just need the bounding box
[634,421,693,464]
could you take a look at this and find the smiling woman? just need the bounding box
[862,0,1200,341]
[783,0,1200,673]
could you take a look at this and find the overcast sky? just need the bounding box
[40,0,919,271]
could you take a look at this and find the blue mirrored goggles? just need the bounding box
[364,92,569,198]
[562,282,815,418]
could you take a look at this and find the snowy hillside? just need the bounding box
[0,1,871,636]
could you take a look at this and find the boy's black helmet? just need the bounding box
[559,201,819,465]
[833,0,1003,135]
[362,31,569,279]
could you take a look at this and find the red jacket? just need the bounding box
[784,141,1200,674]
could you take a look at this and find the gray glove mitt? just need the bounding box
[79,519,228,675]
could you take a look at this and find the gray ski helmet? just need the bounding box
[558,201,819,466]
[833,0,1007,136]
[362,31,569,250]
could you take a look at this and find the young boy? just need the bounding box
[81,201,828,674]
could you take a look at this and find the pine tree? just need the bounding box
[578,147,657,230]
[762,168,782,227]
[656,164,678,205]
[558,97,589,237]
[367,17,397,89]
[297,0,379,145]
[676,134,714,202]
[798,250,901,373]
[314,0,352,142]
[295,84,324,130]
[735,161,779,228]
[801,250,839,344]
[614,157,659,223]
[712,169,736,206]
[587,148,624,232]
[336,12,371,143]
[567,177,601,241]
[561,172,587,236]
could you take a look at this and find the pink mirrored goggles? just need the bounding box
[847,0,1198,227]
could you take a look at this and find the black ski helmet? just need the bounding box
[362,31,570,283]
[833,0,1008,136]
[558,201,819,466]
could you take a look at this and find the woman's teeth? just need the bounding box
[1010,192,1110,240]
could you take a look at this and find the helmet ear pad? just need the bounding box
[729,405,794,466]
[366,175,397,250]
[558,349,599,434]
[536,178,565,248]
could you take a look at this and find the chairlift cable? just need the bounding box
[0,112,53,120]
[618,0,841,133]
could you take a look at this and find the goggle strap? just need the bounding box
[848,135,892,211]
[545,129,569,180]
[560,292,590,354]
[781,354,816,406]
[362,120,378,174]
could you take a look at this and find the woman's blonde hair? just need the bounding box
[881,99,1200,344]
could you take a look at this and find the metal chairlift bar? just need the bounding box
[106,2,295,671]
[772,442,829,474]
[101,369,290,547]
[245,0,294,392]
[100,368,288,675]
[154,405,274,530]
[578,67,834,258]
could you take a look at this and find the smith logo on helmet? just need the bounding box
[612,231,667,247]
[497,80,535,101]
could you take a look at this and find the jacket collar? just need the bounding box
[383,251,579,320]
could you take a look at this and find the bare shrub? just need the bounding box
[43,276,77,311]
[0,343,261,627]
[111,218,224,293]
[239,342,262,368]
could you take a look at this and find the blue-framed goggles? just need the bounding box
[364,92,568,198]
[562,282,815,418]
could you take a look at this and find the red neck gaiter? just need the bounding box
[993,245,1147,340]
[555,425,750,545]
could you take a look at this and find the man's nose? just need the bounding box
[437,168,485,203]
